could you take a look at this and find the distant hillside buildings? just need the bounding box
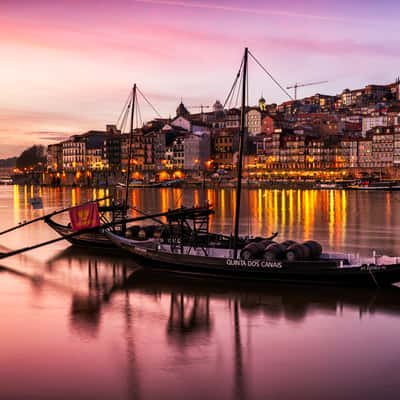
[46,78,400,181]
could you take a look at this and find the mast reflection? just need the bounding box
[167,293,212,343]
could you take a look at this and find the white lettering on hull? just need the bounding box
[226,259,282,269]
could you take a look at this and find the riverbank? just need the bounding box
[9,171,332,189]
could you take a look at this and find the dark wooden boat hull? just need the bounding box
[106,232,400,287]
[45,217,117,248]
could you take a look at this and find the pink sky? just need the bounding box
[1,0,399,157]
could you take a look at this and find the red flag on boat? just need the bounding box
[69,202,100,231]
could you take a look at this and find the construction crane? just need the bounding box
[286,80,328,100]
[187,105,210,114]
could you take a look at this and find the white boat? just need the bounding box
[0,177,13,185]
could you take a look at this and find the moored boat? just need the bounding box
[348,180,400,190]
[117,178,184,188]
[45,204,256,249]
[105,230,400,287]
[0,177,13,185]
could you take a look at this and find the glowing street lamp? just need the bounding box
[205,159,214,168]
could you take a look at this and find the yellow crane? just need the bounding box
[286,80,328,100]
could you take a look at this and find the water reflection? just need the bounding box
[53,250,400,400]
[4,243,400,400]
[6,186,400,256]
[5,187,400,398]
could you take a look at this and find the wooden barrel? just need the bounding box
[138,229,147,239]
[286,244,311,261]
[303,240,322,259]
[281,240,297,249]
[153,228,162,238]
[144,225,156,238]
[240,241,271,260]
[259,239,275,248]
[263,243,286,261]
[129,225,141,238]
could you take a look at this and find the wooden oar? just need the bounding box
[132,206,165,225]
[0,206,205,260]
[0,196,112,236]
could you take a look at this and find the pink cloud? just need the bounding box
[0,13,234,60]
[260,36,400,58]
[135,0,372,24]
[0,17,169,59]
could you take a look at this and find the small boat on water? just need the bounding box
[315,182,339,189]
[117,179,184,188]
[314,180,355,190]
[0,177,13,185]
[348,180,400,191]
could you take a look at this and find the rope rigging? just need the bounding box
[248,50,294,101]
[137,87,162,119]
[223,56,244,109]
[222,49,294,111]
[119,100,131,133]
[234,67,244,109]
[116,92,132,129]
[116,84,166,136]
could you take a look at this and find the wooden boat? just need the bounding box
[44,203,129,248]
[104,48,400,288]
[45,216,118,248]
[105,231,400,287]
[44,204,254,249]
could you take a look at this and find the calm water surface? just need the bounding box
[1,186,400,400]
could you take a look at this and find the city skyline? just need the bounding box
[1,0,400,157]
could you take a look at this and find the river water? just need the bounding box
[1,186,400,400]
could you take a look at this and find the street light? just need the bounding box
[203,159,215,188]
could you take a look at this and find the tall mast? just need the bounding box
[233,48,248,258]
[125,84,137,213]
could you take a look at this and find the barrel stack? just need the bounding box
[240,239,323,261]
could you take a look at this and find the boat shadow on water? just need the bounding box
[42,247,400,325]
[123,268,400,321]
[4,248,400,400]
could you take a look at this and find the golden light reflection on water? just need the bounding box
[23,185,28,209]
[7,186,400,256]
[273,189,278,231]
[328,190,335,247]
[257,189,262,224]
[194,189,200,208]
[13,185,20,224]
[288,190,294,239]
[302,191,310,239]
[265,190,273,232]
[297,190,302,228]
[71,187,77,206]
[386,192,391,226]
[281,190,286,236]
[219,189,225,219]
[160,188,168,212]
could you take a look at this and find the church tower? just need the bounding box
[259,95,267,111]
[176,101,190,117]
